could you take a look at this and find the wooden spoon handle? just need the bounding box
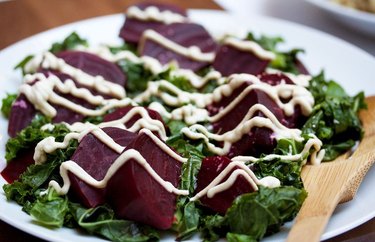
[286,161,348,242]
[286,190,341,242]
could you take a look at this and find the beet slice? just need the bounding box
[120,2,187,44]
[0,149,35,183]
[56,51,126,87]
[211,88,284,134]
[68,127,137,208]
[212,44,270,76]
[139,22,217,71]
[227,127,276,158]
[104,106,165,129]
[258,72,307,128]
[195,156,255,214]
[7,71,99,137]
[8,94,37,137]
[106,132,182,230]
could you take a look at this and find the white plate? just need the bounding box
[1,10,375,242]
[306,0,375,37]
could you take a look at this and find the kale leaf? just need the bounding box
[49,32,88,53]
[200,186,307,241]
[117,59,153,95]
[167,124,204,240]
[246,32,305,74]
[5,115,71,161]
[1,93,17,118]
[302,72,366,161]
[253,138,305,188]
[71,203,159,242]
[29,190,159,241]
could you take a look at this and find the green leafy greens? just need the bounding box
[200,187,307,242]
[1,93,17,118]
[49,32,88,53]
[246,32,305,74]
[302,72,366,161]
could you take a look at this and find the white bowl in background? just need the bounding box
[306,0,375,37]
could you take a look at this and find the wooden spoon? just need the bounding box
[286,96,375,242]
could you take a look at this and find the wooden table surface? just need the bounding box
[0,0,374,241]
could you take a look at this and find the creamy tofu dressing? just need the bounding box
[232,136,325,165]
[139,29,216,62]
[126,6,187,24]
[190,161,280,201]
[20,73,133,118]
[25,52,125,99]
[223,37,276,60]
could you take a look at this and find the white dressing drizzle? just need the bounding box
[232,136,325,165]
[265,67,312,87]
[49,149,189,196]
[137,73,314,123]
[181,111,303,156]
[190,161,280,201]
[139,29,215,62]
[171,69,223,88]
[20,73,133,118]
[126,6,187,24]
[25,52,125,99]
[223,37,276,60]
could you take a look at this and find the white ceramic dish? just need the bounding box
[0,10,375,242]
[306,0,375,37]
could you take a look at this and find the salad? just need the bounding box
[333,0,375,13]
[0,2,366,242]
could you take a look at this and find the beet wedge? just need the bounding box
[106,130,183,230]
[213,43,270,76]
[120,2,187,44]
[194,156,255,214]
[104,106,166,131]
[8,50,126,137]
[0,149,35,183]
[68,127,137,208]
[139,22,217,71]
[56,50,126,87]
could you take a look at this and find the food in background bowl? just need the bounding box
[333,0,375,13]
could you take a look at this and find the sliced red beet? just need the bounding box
[195,156,255,214]
[213,44,270,76]
[56,51,126,87]
[106,131,182,230]
[0,149,35,183]
[258,72,307,128]
[104,106,165,129]
[8,95,37,137]
[211,89,284,134]
[139,22,218,71]
[227,127,276,158]
[68,127,137,208]
[120,2,187,44]
[7,71,100,137]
